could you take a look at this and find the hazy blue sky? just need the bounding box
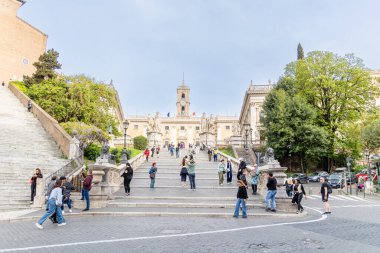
[19,0,380,117]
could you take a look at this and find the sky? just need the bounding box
[18,0,380,117]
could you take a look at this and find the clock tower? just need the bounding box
[176,79,190,117]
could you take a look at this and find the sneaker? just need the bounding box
[62,210,65,215]
[300,209,304,213]
[271,209,276,212]
[296,211,300,214]
[82,208,89,211]
[80,198,84,200]
[35,223,43,229]
[57,222,66,226]
[233,215,238,218]
[69,209,72,213]
[242,216,247,219]
[265,208,271,212]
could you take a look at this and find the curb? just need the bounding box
[0,210,307,223]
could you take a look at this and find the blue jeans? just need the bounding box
[38,198,65,225]
[266,190,277,210]
[150,178,155,188]
[233,198,247,218]
[83,189,90,209]
[188,173,196,189]
[226,170,232,183]
[61,195,72,210]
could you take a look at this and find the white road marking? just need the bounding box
[329,204,380,209]
[328,195,343,200]
[0,211,327,252]
[306,195,316,200]
[337,195,358,201]
[349,196,372,202]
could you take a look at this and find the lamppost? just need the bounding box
[287,144,292,171]
[364,148,371,183]
[346,157,352,195]
[121,120,129,164]
[243,123,250,149]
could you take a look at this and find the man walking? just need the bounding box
[82,170,93,211]
[320,177,331,214]
[265,172,277,212]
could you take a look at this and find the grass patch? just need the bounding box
[129,148,143,158]
[219,147,235,158]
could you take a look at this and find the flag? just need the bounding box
[167,112,170,117]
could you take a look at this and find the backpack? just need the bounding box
[327,183,332,194]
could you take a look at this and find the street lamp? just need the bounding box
[243,123,250,149]
[287,144,292,171]
[121,120,129,164]
[346,157,352,195]
[364,148,371,183]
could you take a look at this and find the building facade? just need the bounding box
[369,70,380,107]
[126,80,237,147]
[0,0,47,83]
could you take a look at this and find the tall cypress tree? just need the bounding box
[297,43,304,60]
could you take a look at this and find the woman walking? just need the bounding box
[226,159,233,184]
[30,168,43,203]
[250,169,259,195]
[35,180,66,229]
[121,163,134,196]
[293,179,307,214]
[149,162,158,189]
[218,159,226,186]
[233,180,248,218]
[180,156,189,187]
[188,155,196,190]
[285,177,294,197]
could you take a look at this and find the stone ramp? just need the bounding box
[107,148,271,217]
[0,85,69,211]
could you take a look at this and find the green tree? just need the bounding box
[133,136,148,150]
[24,49,62,86]
[262,88,329,172]
[361,119,380,153]
[297,43,304,60]
[284,51,378,170]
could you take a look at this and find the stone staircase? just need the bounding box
[107,149,268,217]
[0,85,69,211]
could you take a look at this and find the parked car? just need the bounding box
[308,171,329,182]
[346,172,357,185]
[291,173,309,184]
[329,173,345,189]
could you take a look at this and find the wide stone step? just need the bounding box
[108,201,264,209]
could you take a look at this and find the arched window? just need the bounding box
[181,93,185,99]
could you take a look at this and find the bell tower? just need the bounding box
[176,78,190,117]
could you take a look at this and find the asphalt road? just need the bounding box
[0,192,379,253]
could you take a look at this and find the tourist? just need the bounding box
[30,168,43,203]
[293,179,307,214]
[2,81,5,86]
[35,180,66,229]
[213,148,218,162]
[121,163,134,196]
[175,146,180,158]
[151,146,156,157]
[207,148,212,161]
[188,155,196,190]
[79,170,87,200]
[226,159,233,184]
[265,172,277,212]
[82,170,93,211]
[180,156,189,187]
[170,145,174,156]
[320,177,331,214]
[237,158,247,180]
[157,145,161,158]
[233,180,248,218]
[60,176,76,214]
[27,100,32,112]
[250,168,259,195]
[144,148,150,162]
[149,162,158,188]
[285,177,294,197]
[218,159,226,186]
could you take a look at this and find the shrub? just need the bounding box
[133,136,148,150]
[84,144,101,161]
[11,81,29,94]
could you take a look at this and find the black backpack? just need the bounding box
[327,183,333,194]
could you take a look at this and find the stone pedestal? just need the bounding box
[258,162,295,212]
[229,135,242,147]
[88,160,123,207]
[147,131,162,147]
[199,132,216,147]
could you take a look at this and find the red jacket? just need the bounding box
[144,149,150,157]
[83,175,93,190]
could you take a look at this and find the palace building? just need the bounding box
[0,0,47,83]
[126,79,238,148]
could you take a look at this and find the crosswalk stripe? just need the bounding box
[311,195,320,198]
[328,196,342,200]
[337,195,358,201]
[306,195,316,199]
[349,196,371,202]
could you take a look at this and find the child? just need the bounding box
[233,180,248,218]
[149,162,157,188]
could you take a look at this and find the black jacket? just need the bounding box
[266,177,277,190]
[237,185,248,199]
[121,168,134,181]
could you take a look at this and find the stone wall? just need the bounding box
[9,84,71,157]
[0,0,47,83]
